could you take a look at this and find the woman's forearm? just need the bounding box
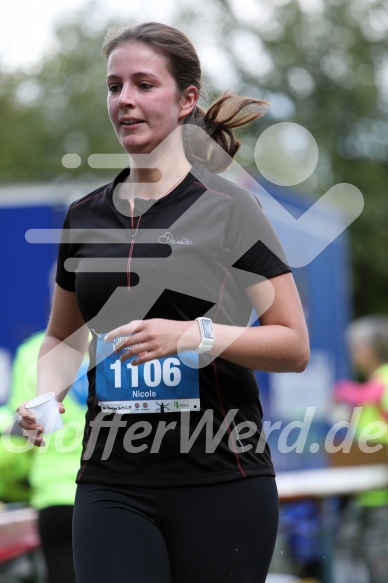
[37,331,88,402]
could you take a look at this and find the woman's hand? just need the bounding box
[104,318,201,366]
[16,400,65,447]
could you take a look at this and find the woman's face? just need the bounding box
[107,41,197,156]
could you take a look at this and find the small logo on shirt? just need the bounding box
[158,231,192,245]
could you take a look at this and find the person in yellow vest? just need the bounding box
[4,330,88,583]
[334,315,388,583]
[0,406,32,504]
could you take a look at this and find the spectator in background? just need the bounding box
[0,407,32,504]
[3,329,88,583]
[333,315,388,583]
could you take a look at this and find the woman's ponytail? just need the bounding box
[184,91,269,173]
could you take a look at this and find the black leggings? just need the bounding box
[73,476,278,583]
[38,505,76,583]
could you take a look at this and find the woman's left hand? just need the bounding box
[104,319,201,365]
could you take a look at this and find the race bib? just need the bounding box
[95,336,200,414]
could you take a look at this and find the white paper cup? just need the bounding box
[25,392,63,434]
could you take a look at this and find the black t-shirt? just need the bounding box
[56,162,291,487]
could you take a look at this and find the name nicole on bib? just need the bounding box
[132,390,156,398]
[95,336,201,414]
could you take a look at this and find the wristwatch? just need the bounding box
[195,317,215,353]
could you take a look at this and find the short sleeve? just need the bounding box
[225,189,291,288]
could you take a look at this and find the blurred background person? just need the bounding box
[333,315,388,583]
[1,327,88,583]
[11,330,88,583]
[0,406,32,505]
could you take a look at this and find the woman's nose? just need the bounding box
[118,86,135,109]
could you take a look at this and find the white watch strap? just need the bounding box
[195,317,215,353]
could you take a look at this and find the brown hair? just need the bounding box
[103,22,268,172]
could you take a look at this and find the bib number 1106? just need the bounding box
[110,357,182,389]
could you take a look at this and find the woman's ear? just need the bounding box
[179,85,199,120]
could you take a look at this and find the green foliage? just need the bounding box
[0,14,122,182]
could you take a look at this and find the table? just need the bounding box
[0,506,39,564]
[276,463,388,500]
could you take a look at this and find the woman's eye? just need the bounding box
[108,84,120,93]
[138,82,154,90]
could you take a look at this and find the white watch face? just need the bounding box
[202,318,214,339]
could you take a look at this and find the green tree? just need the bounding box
[0,8,122,183]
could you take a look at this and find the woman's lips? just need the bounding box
[120,119,144,128]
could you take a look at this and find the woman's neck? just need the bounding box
[128,158,191,199]
[124,130,192,200]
